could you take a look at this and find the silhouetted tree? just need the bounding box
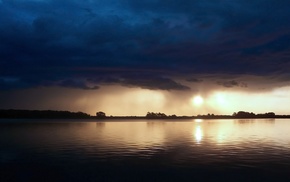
[266,112,275,117]
[169,114,177,118]
[233,111,277,118]
[233,111,255,118]
[146,112,167,118]
[96,111,106,118]
[256,112,276,118]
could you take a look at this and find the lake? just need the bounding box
[1,119,290,181]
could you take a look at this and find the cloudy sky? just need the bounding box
[1,0,290,116]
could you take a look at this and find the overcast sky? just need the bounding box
[1,0,290,116]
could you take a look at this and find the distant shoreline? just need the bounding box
[1,109,290,120]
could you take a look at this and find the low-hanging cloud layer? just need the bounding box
[1,0,290,92]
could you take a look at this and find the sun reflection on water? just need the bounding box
[194,119,203,123]
[194,125,203,144]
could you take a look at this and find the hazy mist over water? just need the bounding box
[1,119,290,181]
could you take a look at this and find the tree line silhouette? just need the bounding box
[0,109,90,119]
[0,109,288,119]
[232,111,275,118]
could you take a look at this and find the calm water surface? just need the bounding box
[1,119,290,181]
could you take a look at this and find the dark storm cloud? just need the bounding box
[217,80,247,88]
[88,74,190,91]
[1,0,290,91]
[186,78,203,83]
[60,79,99,90]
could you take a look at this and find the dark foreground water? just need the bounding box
[1,119,290,182]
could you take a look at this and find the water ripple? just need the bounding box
[1,119,290,172]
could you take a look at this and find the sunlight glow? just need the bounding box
[84,86,290,116]
[209,92,229,107]
[207,87,290,115]
[192,95,204,106]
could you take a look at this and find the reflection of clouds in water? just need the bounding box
[93,122,166,151]
[37,119,290,156]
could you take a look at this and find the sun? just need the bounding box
[192,96,204,106]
